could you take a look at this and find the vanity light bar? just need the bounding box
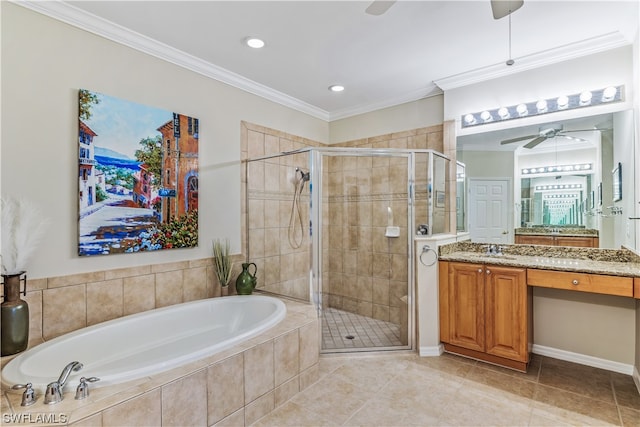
[535,184,583,191]
[522,163,592,175]
[544,193,578,199]
[461,85,623,128]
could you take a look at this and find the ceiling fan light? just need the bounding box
[602,86,617,102]
[516,104,528,116]
[328,85,345,92]
[536,100,548,113]
[557,95,569,109]
[579,91,592,106]
[498,107,510,119]
[480,111,492,122]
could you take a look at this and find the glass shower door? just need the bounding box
[312,149,413,353]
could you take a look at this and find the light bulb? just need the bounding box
[557,95,569,109]
[602,86,617,102]
[480,111,492,122]
[516,104,528,116]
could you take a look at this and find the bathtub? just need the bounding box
[2,295,286,392]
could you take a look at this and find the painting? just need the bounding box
[78,89,199,256]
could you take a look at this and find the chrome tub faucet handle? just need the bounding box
[44,361,83,404]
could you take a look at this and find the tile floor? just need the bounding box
[252,352,640,426]
[321,308,402,350]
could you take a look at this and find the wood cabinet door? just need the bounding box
[554,236,595,247]
[448,262,485,352]
[484,266,528,362]
[514,235,554,245]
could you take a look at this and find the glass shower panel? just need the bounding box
[317,150,412,352]
[246,150,312,302]
[431,153,449,234]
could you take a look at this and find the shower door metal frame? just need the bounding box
[310,147,418,354]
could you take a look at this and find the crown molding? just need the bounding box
[434,32,632,91]
[12,0,331,121]
[328,84,443,121]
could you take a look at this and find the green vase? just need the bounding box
[1,272,29,356]
[235,263,257,295]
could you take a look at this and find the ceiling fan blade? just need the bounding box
[500,134,538,145]
[523,136,547,149]
[491,0,524,19]
[560,128,612,133]
[365,0,396,16]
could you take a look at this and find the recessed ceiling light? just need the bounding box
[245,37,265,49]
[328,85,345,92]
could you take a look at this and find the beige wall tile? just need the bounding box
[298,321,319,371]
[274,330,299,386]
[214,408,245,427]
[162,370,208,426]
[207,354,244,426]
[244,391,274,426]
[123,274,155,315]
[47,271,104,289]
[155,270,183,308]
[183,266,207,302]
[151,261,189,273]
[24,290,42,342]
[275,376,300,407]
[244,340,275,403]
[26,277,47,291]
[299,364,320,391]
[104,265,151,280]
[86,279,123,326]
[42,284,86,339]
[102,389,161,427]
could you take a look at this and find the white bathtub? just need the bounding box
[2,295,286,392]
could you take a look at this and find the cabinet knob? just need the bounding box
[486,269,491,274]
[572,279,579,285]
[478,268,483,273]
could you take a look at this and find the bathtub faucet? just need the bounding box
[44,361,83,404]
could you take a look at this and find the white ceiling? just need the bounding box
[22,0,639,121]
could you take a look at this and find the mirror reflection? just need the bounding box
[457,110,636,250]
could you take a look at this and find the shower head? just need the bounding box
[295,167,310,182]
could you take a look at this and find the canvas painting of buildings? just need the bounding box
[78,89,199,256]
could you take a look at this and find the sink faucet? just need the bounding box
[44,361,83,404]
[484,244,504,256]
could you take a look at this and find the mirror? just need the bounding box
[457,110,636,250]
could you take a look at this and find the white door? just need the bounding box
[468,179,511,244]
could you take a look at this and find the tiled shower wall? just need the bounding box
[241,121,321,301]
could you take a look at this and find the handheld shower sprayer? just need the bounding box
[295,167,310,182]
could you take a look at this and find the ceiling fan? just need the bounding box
[500,125,607,149]
[365,0,523,18]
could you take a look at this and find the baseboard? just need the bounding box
[532,344,634,375]
[633,366,640,394]
[419,344,444,357]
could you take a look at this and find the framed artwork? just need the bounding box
[78,89,199,256]
[612,162,622,202]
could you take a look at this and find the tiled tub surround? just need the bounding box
[439,241,640,277]
[0,257,247,347]
[1,297,320,426]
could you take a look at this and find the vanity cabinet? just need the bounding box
[527,269,634,297]
[439,261,532,372]
[514,235,598,247]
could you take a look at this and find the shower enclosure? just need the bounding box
[245,147,449,353]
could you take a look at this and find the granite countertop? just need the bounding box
[514,227,599,237]
[439,242,640,278]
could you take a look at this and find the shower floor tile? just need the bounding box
[321,308,402,350]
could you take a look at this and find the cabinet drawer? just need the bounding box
[527,269,633,297]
